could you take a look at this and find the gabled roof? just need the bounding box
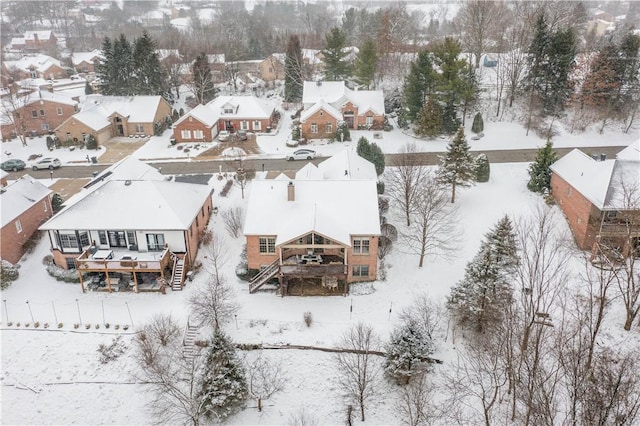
[81,95,164,123]
[300,99,342,122]
[40,180,212,231]
[175,96,274,128]
[71,50,103,66]
[318,148,377,180]
[1,175,52,227]
[174,104,217,127]
[302,81,349,105]
[16,90,78,108]
[302,80,385,117]
[3,54,62,73]
[24,30,55,41]
[83,156,164,189]
[244,179,380,247]
[295,163,323,180]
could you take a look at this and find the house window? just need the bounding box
[353,238,370,254]
[193,129,204,139]
[135,124,144,133]
[57,107,63,115]
[146,234,165,251]
[98,230,107,245]
[311,123,318,134]
[15,220,22,233]
[352,265,369,277]
[41,123,49,130]
[31,110,38,118]
[43,200,48,212]
[325,123,332,133]
[65,257,77,270]
[259,237,276,254]
[366,116,373,126]
[224,107,234,114]
[30,70,37,78]
[107,231,127,247]
[253,121,261,131]
[66,132,71,141]
[604,211,617,222]
[126,231,137,247]
[181,130,191,139]
[40,109,45,117]
[59,233,78,249]
[78,231,90,247]
[567,187,572,196]
[241,121,249,130]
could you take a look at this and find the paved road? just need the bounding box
[10,145,627,180]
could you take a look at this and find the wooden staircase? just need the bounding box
[171,257,185,291]
[249,259,279,293]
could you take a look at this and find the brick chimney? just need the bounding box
[287,181,295,201]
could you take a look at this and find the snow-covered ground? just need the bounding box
[3,160,639,424]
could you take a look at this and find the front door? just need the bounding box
[344,113,354,129]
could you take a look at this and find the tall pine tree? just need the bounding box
[527,140,558,193]
[437,126,476,203]
[448,216,518,333]
[132,31,170,99]
[322,27,351,81]
[353,39,377,89]
[384,319,434,385]
[199,331,247,421]
[402,49,435,121]
[356,136,385,175]
[414,96,442,138]
[191,53,216,105]
[284,35,304,103]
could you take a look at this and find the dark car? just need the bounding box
[236,129,248,141]
[1,159,26,172]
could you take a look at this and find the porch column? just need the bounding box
[133,268,139,293]
[78,269,86,293]
[104,261,112,292]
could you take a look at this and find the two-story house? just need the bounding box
[55,95,172,144]
[300,81,385,140]
[244,149,380,296]
[173,95,277,143]
[71,50,103,74]
[39,178,214,293]
[1,91,79,139]
[1,175,53,265]
[550,141,640,259]
[9,31,58,53]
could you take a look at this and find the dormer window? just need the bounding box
[224,107,234,114]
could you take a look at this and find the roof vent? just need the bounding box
[124,180,132,186]
[600,153,606,161]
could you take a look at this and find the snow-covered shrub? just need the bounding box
[46,264,80,283]
[303,311,313,327]
[384,320,434,385]
[471,112,484,133]
[98,336,127,364]
[475,153,490,183]
[1,260,19,290]
[334,120,351,142]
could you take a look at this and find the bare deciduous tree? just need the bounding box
[399,293,445,342]
[221,207,245,238]
[454,1,508,68]
[400,172,460,267]
[245,352,288,412]
[386,143,430,227]
[394,371,437,426]
[1,82,30,146]
[334,323,382,422]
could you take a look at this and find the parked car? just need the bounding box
[236,129,248,141]
[1,159,26,172]
[287,149,316,161]
[32,157,61,170]
[218,130,230,142]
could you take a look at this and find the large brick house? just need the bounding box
[244,150,380,296]
[300,81,385,140]
[550,142,640,257]
[173,96,276,143]
[55,95,172,144]
[39,178,214,293]
[1,175,53,265]
[9,31,58,53]
[2,54,67,81]
[1,91,79,139]
[71,50,103,74]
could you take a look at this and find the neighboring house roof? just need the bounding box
[40,179,212,231]
[300,98,342,122]
[0,169,8,180]
[244,179,380,247]
[10,37,25,46]
[63,95,165,131]
[318,148,377,180]
[3,54,62,74]
[303,81,349,105]
[71,49,103,66]
[174,104,217,127]
[551,143,640,210]
[156,49,180,61]
[24,30,55,41]
[83,156,164,189]
[295,163,323,180]
[175,96,274,127]
[301,81,385,118]
[206,53,225,64]
[1,174,52,228]
[12,90,78,109]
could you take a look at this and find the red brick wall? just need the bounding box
[0,196,52,264]
[3,100,77,138]
[301,108,338,140]
[219,117,271,133]
[173,116,215,142]
[346,235,379,282]
[184,194,213,267]
[246,235,278,269]
[550,173,600,250]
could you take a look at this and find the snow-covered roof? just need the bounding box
[301,49,322,64]
[350,89,385,116]
[295,163,323,180]
[156,49,180,61]
[3,54,62,73]
[244,179,380,247]
[300,99,343,122]
[71,50,103,65]
[617,139,640,161]
[2,90,78,111]
[175,96,274,127]
[302,81,349,105]
[10,37,25,46]
[0,169,8,180]
[206,54,225,64]
[302,81,385,117]
[83,156,164,189]
[40,180,212,231]
[318,148,377,180]
[174,104,217,127]
[70,95,165,131]
[1,175,52,228]
[24,30,55,41]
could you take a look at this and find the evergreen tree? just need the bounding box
[284,35,304,103]
[112,34,134,95]
[448,216,518,333]
[384,319,434,385]
[437,126,476,203]
[199,331,247,421]
[51,193,64,213]
[471,112,484,133]
[85,81,93,95]
[353,39,377,89]
[96,36,115,95]
[191,53,216,105]
[322,27,351,81]
[475,154,490,183]
[414,96,442,138]
[356,136,385,175]
[132,31,170,99]
[402,49,435,121]
[527,140,558,193]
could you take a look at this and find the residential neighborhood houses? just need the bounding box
[1,1,640,425]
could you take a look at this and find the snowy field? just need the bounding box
[3,161,639,424]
